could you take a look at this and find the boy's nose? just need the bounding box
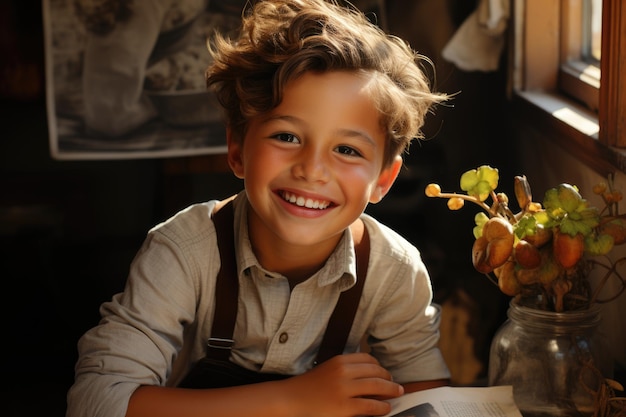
[291,150,330,182]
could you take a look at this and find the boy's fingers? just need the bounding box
[350,377,404,399]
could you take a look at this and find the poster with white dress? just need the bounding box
[43,0,245,160]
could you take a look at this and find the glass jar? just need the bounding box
[488,297,613,417]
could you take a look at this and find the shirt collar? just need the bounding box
[231,191,357,290]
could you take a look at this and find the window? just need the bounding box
[513,0,626,173]
[586,0,602,62]
[559,0,600,113]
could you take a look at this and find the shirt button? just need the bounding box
[279,332,288,343]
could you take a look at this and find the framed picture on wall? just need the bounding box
[43,0,246,160]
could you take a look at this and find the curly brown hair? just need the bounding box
[206,0,448,167]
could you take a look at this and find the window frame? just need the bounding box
[512,0,626,175]
[598,0,626,148]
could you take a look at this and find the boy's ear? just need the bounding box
[370,155,403,204]
[226,128,245,179]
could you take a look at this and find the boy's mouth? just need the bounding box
[280,190,331,210]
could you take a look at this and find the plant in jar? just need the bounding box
[425,165,626,416]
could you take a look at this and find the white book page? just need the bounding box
[382,385,523,417]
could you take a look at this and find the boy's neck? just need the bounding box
[245,212,347,285]
[251,234,333,285]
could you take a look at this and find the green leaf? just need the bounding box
[460,166,499,202]
[585,233,614,256]
[473,212,489,238]
[477,165,499,190]
[514,215,538,239]
[460,170,479,193]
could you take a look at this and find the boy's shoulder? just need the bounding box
[150,193,242,242]
[149,200,220,241]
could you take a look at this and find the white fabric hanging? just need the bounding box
[442,0,510,72]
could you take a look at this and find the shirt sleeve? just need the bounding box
[66,204,217,417]
[365,230,451,384]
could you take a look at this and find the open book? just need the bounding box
[382,385,523,417]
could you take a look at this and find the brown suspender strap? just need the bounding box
[206,200,238,361]
[313,222,369,365]
[207,200,369,364]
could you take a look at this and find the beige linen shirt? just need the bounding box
[66,191,449,417]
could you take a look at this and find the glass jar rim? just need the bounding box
[508,296,601,331]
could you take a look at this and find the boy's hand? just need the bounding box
[280,352,403,417]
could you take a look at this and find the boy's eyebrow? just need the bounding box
[263,114,378,146]
[337,128,377,146]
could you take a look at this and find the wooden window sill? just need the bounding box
[512,90,626,177]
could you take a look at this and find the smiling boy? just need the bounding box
[66,1,450,416]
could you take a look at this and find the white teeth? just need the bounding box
[282,191,329,209]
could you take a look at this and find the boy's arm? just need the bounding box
[126,353,403,417]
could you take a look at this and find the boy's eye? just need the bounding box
[335,145,362,157]
[272,133,299,143]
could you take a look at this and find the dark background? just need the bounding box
[1,1,520,415]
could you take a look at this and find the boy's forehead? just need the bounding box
[281,70,379,99]
[279,71,379,110]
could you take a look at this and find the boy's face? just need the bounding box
[228,70,401,249]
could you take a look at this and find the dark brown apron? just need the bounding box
[178,200,369,389]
